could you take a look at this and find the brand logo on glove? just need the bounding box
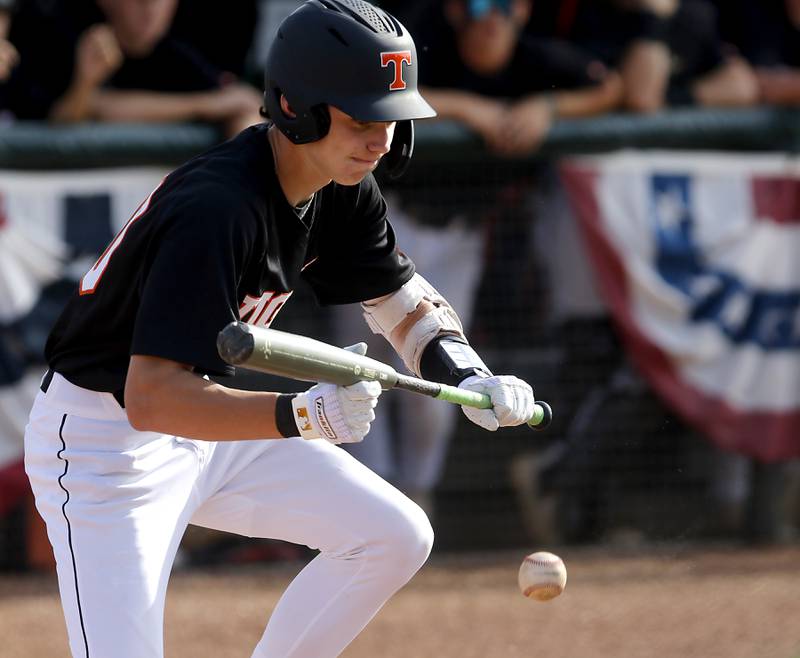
[314,398,337,441]
[295,406,312,432]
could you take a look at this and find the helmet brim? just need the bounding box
[329,90,436,123]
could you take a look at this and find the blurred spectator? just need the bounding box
[331,0,622,520]
[171,0,259,82]
[508,206,758,545]
[329,200,483,520]
[714,0,800,106]
[0,0,18,83]
[529,0,759,111]
[7,0,261,136]
[419,0,623,155]
[3,0,61,118]
[375,0,421,19]
[247,0,302,81]
[0,0,19,116]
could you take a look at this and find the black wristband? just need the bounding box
[419,336,492,386]
[275,393,299,438]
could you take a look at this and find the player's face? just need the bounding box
[313,106,396,185]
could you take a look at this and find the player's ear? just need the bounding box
[279,95,297,119]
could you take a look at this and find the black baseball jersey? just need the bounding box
[45,124,414,399]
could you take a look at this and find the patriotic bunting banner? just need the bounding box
[561,152,800,462]
[0,168,166,512]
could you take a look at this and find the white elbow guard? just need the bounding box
[362,273,465,376]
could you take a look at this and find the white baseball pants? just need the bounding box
[25,372,433,658]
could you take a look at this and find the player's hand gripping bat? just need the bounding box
[217,322,552,430]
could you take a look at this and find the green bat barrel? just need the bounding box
[217,322,552,430]
[217,322,399,388]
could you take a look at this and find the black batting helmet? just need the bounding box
[263,0,436,179]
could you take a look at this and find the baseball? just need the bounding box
[518,551,567,601]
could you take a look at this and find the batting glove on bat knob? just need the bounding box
[290,343,381,444]
[458,374,535,431]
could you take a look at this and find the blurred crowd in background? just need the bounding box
[0,0,799,131]
[0,0,799,570]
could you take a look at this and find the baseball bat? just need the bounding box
[217,321,552,430]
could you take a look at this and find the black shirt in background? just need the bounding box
[5,0,223,119]
[713,0,800,68]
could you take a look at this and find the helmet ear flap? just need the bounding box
[262,87,281,123]
[384,120,414,180]
[263,86,332,144]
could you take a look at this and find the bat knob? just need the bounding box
[529,401,553,431]
[217,321,255,365]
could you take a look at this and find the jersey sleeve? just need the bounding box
[302,175,415,304]
[131,189,257,376]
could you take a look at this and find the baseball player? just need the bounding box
[24,2,536,657]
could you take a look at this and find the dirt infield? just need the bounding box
[3,543,799,658]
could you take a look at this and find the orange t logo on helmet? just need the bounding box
[380,50,412,90]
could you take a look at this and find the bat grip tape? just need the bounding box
[435,384,492,408]
[436,384,547,427]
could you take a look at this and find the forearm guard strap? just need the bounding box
[419,336,492,386]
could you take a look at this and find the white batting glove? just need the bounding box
[458,374,535,432]
[290,343,382,444]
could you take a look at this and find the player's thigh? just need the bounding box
[191,438,431,553]
[25,399,200,657]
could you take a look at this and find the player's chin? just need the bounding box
[333,171,370,186]
[334,159,379,185]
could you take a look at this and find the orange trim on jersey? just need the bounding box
[240,290,292,328]
[79,177,166,295]
[261,297,288,326]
